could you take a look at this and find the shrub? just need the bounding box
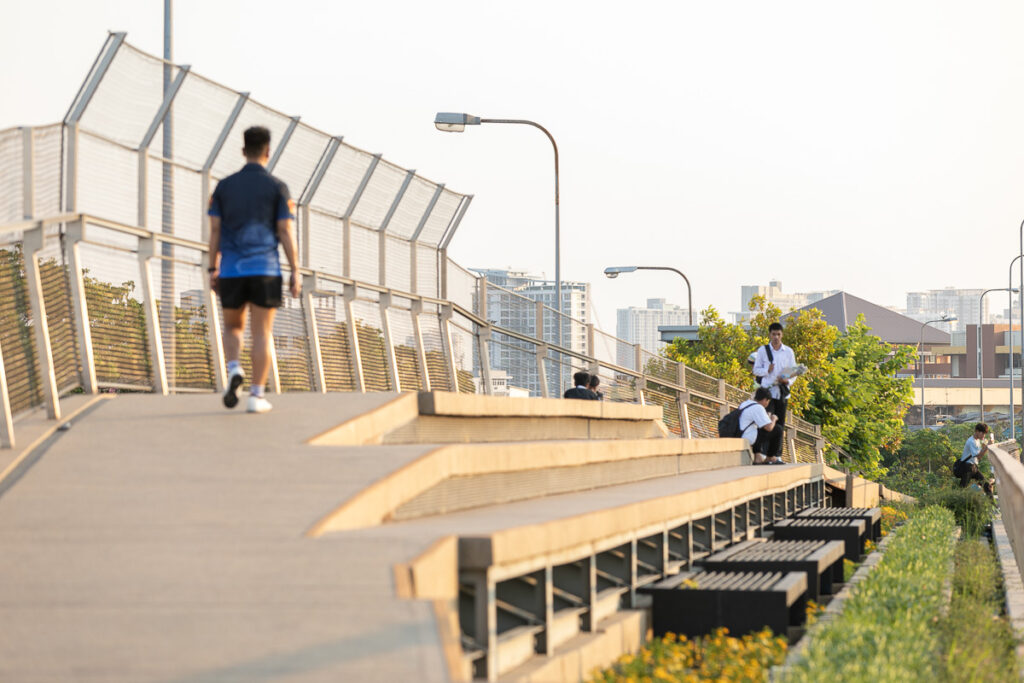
[782,506,956,682]
[921,488,994,538]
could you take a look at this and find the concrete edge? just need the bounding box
[991,518,1024,678]
[0,393,114,492]
[306,438,751,536]
[420,391,663,421]
[305,392,418,446]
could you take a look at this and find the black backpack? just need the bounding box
[718,403,757,438]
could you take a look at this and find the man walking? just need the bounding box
[207,126,300,413]
[752,322,797,463]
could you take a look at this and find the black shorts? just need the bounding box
[217,276,283,309]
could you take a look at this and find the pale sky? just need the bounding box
[3,0,1024,333]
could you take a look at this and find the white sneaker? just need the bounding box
[246,395,273,414]
[223,367,245,409]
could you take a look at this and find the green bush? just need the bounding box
[782,506,956,682]
[921,488,994,538]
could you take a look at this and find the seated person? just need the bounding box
[738,387,780,464]
[587,374,603,400]
[564,371,599,400]
[956,423,993,496]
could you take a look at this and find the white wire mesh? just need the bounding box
[446,259,478,314]
[38,238,80,393]
[77,132,137,226]
[387,176,436,240]
[0,129,23,223]
[490,329,542,397]
[385,235,412,294]
[310,144,375,216]
[387,298,422,392]
[418,189,462,247]
[349,225,379,285]
[307,209,344,276]
[272,279,312,392]
[33,124,63,216]
[0,242,43,412]
[419,302,451,391]
[210,101,292,179]
[352,291,391,392]
[449,312,479,394]
[272,124,330,204]
[78,43,172,148]
[311,288,356,392]
[158,73,240,170]
[350,159,407,231]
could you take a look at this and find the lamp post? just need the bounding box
[434,112,563,347]
[1011,253,1024,445]
[980,288,1019,424]
[603,266,694,325]
[920,315,956,428]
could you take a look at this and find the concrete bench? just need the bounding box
[640,569,807,638]
[794,506,882,543]
[697,538,845,603]
[770,518,866,562]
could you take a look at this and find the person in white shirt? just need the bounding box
[752,322,798,462]
[955,423,992,496]
[738,387,780,464]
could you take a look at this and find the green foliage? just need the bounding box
[940,540,1019,681]
[880,423,996,500]
[783,506,956,682]
[921,488,994,538]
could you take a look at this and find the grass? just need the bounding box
[939,539,1019,682]
[921,487,994,538]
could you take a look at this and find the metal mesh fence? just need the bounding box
[725,384,750,406]
[352,293,391,392]
[0,243,42,413]
[387,299,422,392]
[490,330,541,397]
[685,366,720,398]
[272,286,313,392]
[349,224,378,285]
[645,380,682,436]
[595,365,637,403]
[310,287,356,392]
[38,239,79,392]
[311,143,374,216]
[419,303,451,392]
[446,259,478,315]
[148,259,213,390]
[33,124,64,217]
[385,236,412,294]
[449,312,478,394]
[687,393,722,439]
[0,129,23,224]
[307,209,345,276]
[415,243,438,299]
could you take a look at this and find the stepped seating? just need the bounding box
[795,505,882,543]
[771,517,866,562]
[697,538,845,602]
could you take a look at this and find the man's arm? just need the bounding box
[277,217,301,298]
[207,216,221,291]
[778,347,797,386]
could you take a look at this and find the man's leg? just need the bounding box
[770,398,788,460]
[249,303,277,395]
[221,306,247,408]
[752,429,772,463]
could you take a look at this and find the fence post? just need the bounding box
[0,335,14,448]
[410,298,431,392]
[814,424,825,464]
[634,344,644,404]
[343,283,365,393]
[203,251,226,392]
[21,127,33,219]
[440,304,460,392]
[378,292,401,392]
[23,227,60,419]
[535,300,546,343]
[64,221,97,394]
[303,274,326,393]
[478,276,488,321]
[787,425,798,464]
[137,237,168,395]
[536,343,550,398]
[678,390,692,439]
[677,361,686,391]
[717,378,726,401]
[479,324,493,395]
[586,322,595,360]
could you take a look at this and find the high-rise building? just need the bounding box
[472,268,591,395]
[905,288,988,332]
[734,280,839,322]
[616,298,691,356]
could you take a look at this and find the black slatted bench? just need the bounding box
[770,518,865,562]
[696,538,844,603]
[794,506,882,543]
[639,569,806,638]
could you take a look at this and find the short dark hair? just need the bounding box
[588,375,600,389]
[573,371,590,387]
[769,322,784,333]
[243,126,271,157]
[754,387,772,402]
[975,423,989,434]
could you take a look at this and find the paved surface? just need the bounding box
[0,393,448,683]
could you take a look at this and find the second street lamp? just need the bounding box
[603,265,694,325]
[919,314,956,428]
[979,287,1019,423]
[434,112,563,347]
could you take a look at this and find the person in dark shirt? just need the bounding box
[564,371,599,400]
[207,126,299,414]
[587,374,603,400]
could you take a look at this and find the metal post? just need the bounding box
[440,304,460,393]
[378,293,401,391]
[479,324,493,395]
[265,116,300,174]
[23,227,60,419]
[378,169,415,287]
[64,222,97,394]
[204,261,226,392]
[478,276,488,321]
[343,284,365,393]
[437,194,473,252]
[635,344,644,404]
[0,337,14,448]
[536,343,549,398]
[303,274,326,393]
[679,392,692,439]
[410,299,431,391]
[138,66,190,228]
[298,137,341,269]
[21,127,33,219]
[138,238,168,395]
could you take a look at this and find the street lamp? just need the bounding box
[919,315,956,428]
[1010,253,1024,446]
[434,112,563,347]
[603,266,694,325]
[980,288,1019,424]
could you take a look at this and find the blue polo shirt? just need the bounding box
[208,163,294,278]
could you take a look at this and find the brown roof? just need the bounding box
[784,292,950,345]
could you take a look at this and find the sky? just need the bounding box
[3,0,1024,333]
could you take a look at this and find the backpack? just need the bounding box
[718,403,758,438]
